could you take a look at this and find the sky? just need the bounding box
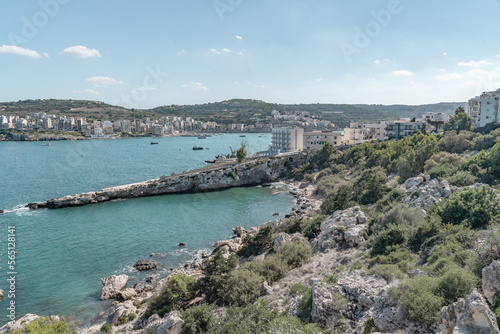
[1,0,500,109]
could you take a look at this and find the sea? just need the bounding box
[0,134,296,327]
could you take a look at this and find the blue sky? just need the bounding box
[1,0,500,108]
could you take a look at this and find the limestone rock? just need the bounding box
[154,310,184,334]
[0,314,39,333]
[372,288,415,332]
[232,225,246,237]
[112,300,135,324]
[405,175,425,189]
[482,260,500,305]
[213,238,242,253]
[100,274,129,300]
[311,282,347,327]
[134,259,158,271]
[273,232,292,252]
[120,288,138,300]
[261,281,273,296]
[440,289,499,334]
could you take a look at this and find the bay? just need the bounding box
[0,134,295,326]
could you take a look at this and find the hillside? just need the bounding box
[1,99,466,128]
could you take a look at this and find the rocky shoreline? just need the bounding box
[24,152,309,211]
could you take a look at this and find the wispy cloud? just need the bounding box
[61,45,101,59]
[0,45,42,59]
[316,78,322,82]
[443,52,448,56]
[457,60,491,67]
[391,70,414,77]
[182,82,208,91]
[178,50,187,55]
[208,48,231,55]
[434,72,463,81]
[235,35,243,40]
[86,76,123,87]
[374,58,391,65]
[84,89,100,95]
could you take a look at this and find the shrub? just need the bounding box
[301,215,327,239]
[375,188,406,212]
[199,251,238,304]
[242,255,289,284]
[181,303,218,334]
[277,239,313,268]
[439,131,476,153]
[115,316,128,326]
[371,223,410,256]
[424,152,464,172]
[298,288,313,321]
[389,276,443,325]
[367,264,405,282]
[144,274,198,318]
[238,226,276,257]
[10,317,77,334]
[323,274,339,285]
[290,283,309,295]
[428,186,500,229]
[222,269,264,306]
[372,204,424,235]
[363,318,378,334]
[353,167,390,205]
[321,183,355,215]
[100,323,112,333]
[267,316,325,333]
[437,267,478,304]
[127,313,136,321]
[212,301,279,334]
[446,170,477,187]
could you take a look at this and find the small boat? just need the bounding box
[197,135,207,139]
[41,143,50,146]
[205,160,216,163]
[239,135,246,137]
[193,145,203,150]
[150,142,158,145]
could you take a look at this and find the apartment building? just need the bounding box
[468,89,500,128]
[271,127,304,152]
[303,130,343,150]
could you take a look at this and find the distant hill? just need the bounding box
[1,99,467,128]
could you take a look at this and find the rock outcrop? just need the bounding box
[440,289,500,334]
[154,310,184,334]
[314,207,368,251]
[134,259,159,271]
[0,314,39,333]
[482,260,500,305]
[100,274,129,300]
[28,152,309,210]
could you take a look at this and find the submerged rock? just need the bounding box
[134,259,158,271]
[100,274,129,300]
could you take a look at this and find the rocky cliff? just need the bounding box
[27,152,309,210]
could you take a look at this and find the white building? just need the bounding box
[342,122,387,145]
[303,130,343,150]
[271,127,304,152]
[386,118,427,139]
[467,89,500,128]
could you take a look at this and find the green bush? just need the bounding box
[10,317,77,334]
[211,301,279,334]
[437,267,477,304]
[100,323,112,333]
[182,303,218,334]
[144,274,198,318]
[298,288,313,321]
[372,204,424,235]
[439,131,476,153]
[267,316,326,333]
[367,264,405,282]
[321,183,355,215]
[290,283,310,295]
[127,313,136,321]
[428,186,500,229]
[238,226,276,257]
[371,223,410,256]
[243,255,290,284]
[375,188,407,212]
[277,239,313,268]
[301,215,327,239]
[199,251,238,304]
[222,269,264,306]
[446,170,477,187]
[389,276,443,325]
[115,316,128,326]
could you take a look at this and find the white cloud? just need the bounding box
[84,89,100,95]
[391,70,414,77]
[182,82,208,91]
[178,50,187,55]
[61,45,101,59]
[443,52,448,56]
[237,50,245,57]
[316,78,322,82]
[457,60,491,67]
[438,69,446,72]
[0,45,42,58]
[374,58,391,65]
[236,35,243,40]
[208,48,231,55]
[72,90,82,94]
[86,76,123,87]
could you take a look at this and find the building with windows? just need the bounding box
[468,89,500,128]
[386,118,426,139]
[303,130,343,150]
[271,127,304,152]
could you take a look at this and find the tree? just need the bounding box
[455,106,465,115]
[444,110,472,133]
[237,146,247,162]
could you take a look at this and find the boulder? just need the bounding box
[134,259,158,271]
[261,281,273,296]
[100,274,129,300]
[439,289,499,334]
[273,232,292,252]
[404,175,424,189]
[0,314,39,333]
[311,282,347,327]
[154,310,184,334]
[482,260,500,305]
[111,300,135,324]
[372,288,416,332]
[213,239,242,253]
[232,225,246,237]
[120,288,138,300]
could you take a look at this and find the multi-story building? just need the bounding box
[271,127,304,152]
[386,118,426,139]
[303,130,343,150]
[467,89,500,128]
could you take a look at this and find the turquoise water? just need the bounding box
[0,134,295,326]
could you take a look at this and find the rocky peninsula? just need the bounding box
[26,152,309,210]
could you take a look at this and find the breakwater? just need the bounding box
[27,152,309,210]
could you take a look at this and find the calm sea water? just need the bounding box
[0,134,295,326]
